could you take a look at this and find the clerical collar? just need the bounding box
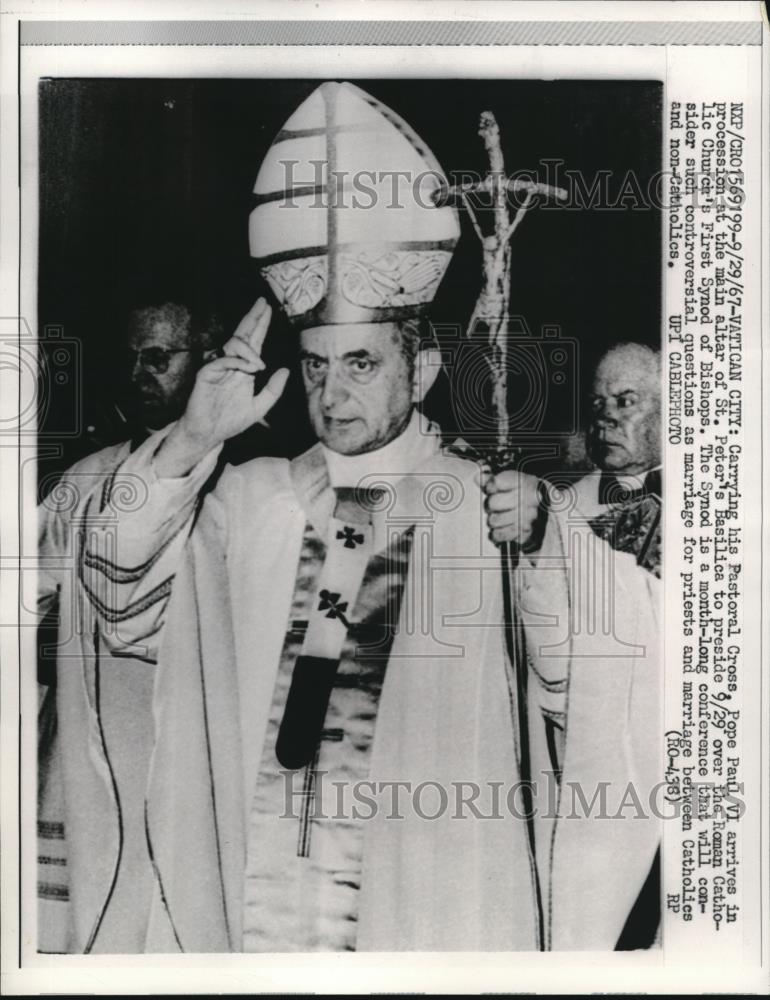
[322,410,439,489]
[598,465,662,506]
[129,426,152,453]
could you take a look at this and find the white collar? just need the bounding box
[322,410,439,488]
[607,464,661,489]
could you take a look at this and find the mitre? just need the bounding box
[249,81,460,330]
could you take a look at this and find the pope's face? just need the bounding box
[300,324,415,455]
[586,345,661,475]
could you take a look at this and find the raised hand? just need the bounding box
[157,298,289,477]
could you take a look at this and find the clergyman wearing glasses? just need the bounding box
[36,300,222,953]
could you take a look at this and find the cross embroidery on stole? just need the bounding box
[243,510,416,950]
[336,526,364,549]
[277,489,376,855]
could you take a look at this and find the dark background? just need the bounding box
[38,78,662,484]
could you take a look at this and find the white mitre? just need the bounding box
[249,81,460,331]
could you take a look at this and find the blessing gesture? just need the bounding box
[157,298,289,477]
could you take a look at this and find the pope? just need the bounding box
[66,82,541,953]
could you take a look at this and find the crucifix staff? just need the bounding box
[435,111,568,951]
[435,111,568,460]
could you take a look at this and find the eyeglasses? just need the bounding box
[126,347,194,374]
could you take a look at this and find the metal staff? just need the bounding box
[436,111,567,950]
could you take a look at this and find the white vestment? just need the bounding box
[519,469,662,950]
[41,424,662,953]
[38,440,158,953]
[67,413,540,952]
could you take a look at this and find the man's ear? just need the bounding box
[412,346,442,403]
[201,347,218,364]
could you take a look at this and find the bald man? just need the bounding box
[483,342,662,950]
[585,342,661,488]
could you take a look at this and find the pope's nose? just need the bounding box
[320,366,349,412]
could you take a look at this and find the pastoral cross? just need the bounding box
[436,110,569,952]
[435,110,568,463]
